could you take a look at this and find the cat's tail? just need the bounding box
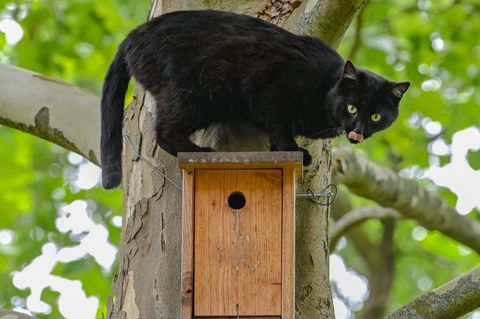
[100,49,131,189]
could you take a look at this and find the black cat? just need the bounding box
[100,10,409,189]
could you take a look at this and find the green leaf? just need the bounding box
[466,149,480,170]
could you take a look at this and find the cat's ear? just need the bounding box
[391,82,410,98]
[342,60,358,81]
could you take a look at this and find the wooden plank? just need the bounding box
[181,168,195,319]
[178,151,302,165]
[194,169,282,316]
[195,317,281,318]
[282,168,296,319]
[178,152,302,182]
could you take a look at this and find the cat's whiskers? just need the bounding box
[308,126,345,139]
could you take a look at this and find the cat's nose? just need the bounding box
[354,122,365,134]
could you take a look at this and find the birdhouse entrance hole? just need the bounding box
[228,191,246,210]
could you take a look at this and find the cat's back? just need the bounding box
[120,10,342,100]
[130,10,293,41]
[120,10,328,64]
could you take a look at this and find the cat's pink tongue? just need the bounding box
[348,131,364,143]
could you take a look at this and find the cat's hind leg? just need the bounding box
[152,89,215,156]
[155,124,215,156]
[154,118,215,156]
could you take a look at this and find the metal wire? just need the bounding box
[124,134,182,190]
[124,133,337,206]
[296,184,338,206]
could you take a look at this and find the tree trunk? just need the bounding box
[108,1,365,318]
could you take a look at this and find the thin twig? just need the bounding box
[330,206,402,249]
[348,2,367,60]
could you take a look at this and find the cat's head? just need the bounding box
[329,60,410,144]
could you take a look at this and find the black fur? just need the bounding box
[101,10,409,189]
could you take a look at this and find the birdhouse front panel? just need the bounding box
[179,152,302,319]
[194,169,282,317]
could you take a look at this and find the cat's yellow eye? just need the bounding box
[371,113,382,122]
[347,105,357,114]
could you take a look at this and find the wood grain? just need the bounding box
[195,317,281,318]
[181,169,195,319]
[282,168,296,319]
[194,169,283,317]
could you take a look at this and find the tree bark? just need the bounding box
[0,308,38,319]
[111,1,366,318]
[0,63,100,164]
[385,266,480,319]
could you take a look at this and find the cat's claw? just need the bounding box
[300,148,312,166]
[270,145,312,165]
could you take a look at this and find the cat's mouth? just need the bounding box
[347,131,364,144]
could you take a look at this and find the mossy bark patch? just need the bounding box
[34,106,50,130]
[0,107,87,163]
[88,150,99,166]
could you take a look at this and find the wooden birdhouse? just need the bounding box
[178,152,302,319]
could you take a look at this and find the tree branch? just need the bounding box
[0,308,38,319]
[330,188,379,267]
[333,147,480,254]
[0,63,100,165]
[330,189,398,319]
[330,206,402,249]
[360,219,396,319]
[347,1,367,60]
[385,266,480,319]
[286,0,368,48]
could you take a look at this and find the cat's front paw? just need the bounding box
[269,141,279,151]
[199,146,215,152]
[299,148,312,166]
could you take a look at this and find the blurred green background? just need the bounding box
[0,0,479,318]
